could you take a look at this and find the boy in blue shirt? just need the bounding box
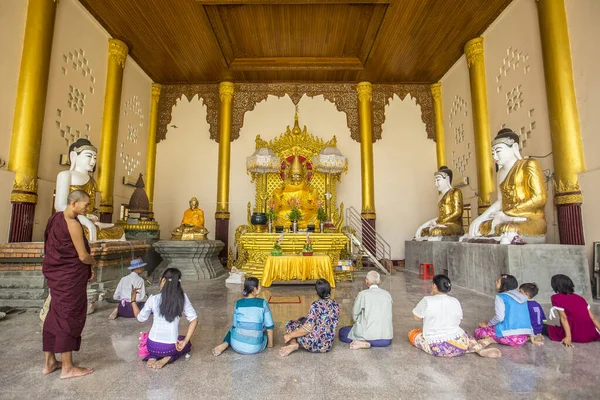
[519,282,545,345]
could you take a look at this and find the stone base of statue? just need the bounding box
[405,241,592,301]
[153,240,226,281]
[415,235,462,242]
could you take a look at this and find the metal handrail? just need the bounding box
[344,206,392,274]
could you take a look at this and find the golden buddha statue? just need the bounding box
[171,197,209,240]
[467,128,547,243]
[415,166,464,240]
[55,139,124,241]
[271,155,319,230]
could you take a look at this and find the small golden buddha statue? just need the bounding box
[171,197,209,240]
[54,139,124,241]
[467,128,547,243]
[271,155,318,230]
[415,166,464,240]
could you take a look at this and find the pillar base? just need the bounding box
[361,218,376,255]
[556,202,585,245]
[9,202,35,242]
[99,213,112,223]
[215,214,230,263]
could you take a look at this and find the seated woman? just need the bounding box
[212,277,274,356]
[131,268,198,369]
[543,274,600,347]
[409,275,501,358]
[279,279,340,357]
[475,274,533,348]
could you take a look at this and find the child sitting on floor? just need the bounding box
[109,257,147,320]
[475,274,533,348]
[543,274,600,348]
[519,282,545,345]
[131,268,198,369]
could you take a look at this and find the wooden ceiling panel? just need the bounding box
[77,0,513,83]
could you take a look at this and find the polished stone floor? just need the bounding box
[1,270,599,400]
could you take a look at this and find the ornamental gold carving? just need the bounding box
[12,176,38,193]
[108,39,128,69]
[430,83,442,99]
[219,82,234,101]
[554,179,583,205]
[157,82,436,144]
[465,37,484,68]
[357,82,373,102]
[151,84,162,101]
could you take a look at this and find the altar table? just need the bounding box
[261,255,336,288]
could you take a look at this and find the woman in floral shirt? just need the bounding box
[279,279,340,357]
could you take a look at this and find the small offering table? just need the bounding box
[236,233,349,280]
[261,255,335,288]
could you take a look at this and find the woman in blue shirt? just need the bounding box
[212,277,274,355]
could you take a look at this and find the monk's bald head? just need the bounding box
[67,190,90,204]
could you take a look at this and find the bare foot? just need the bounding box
[152,357,171,369]
[477,337,495,349]
[349,340,372,350]
[42,361,62,375]
[146,358,157,368]
[477,348,502,358]
[108,307,119,320]
[530,334,544,346]
[279,343,299,357]
[212,342,229,356]
[60,366,94,379]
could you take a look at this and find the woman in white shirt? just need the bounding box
[409,275,500,358]
[131,268,198,369]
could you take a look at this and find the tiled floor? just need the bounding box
[1,270,599,399]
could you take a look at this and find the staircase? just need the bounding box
[344,206,392,275]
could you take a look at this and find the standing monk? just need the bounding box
[42,190,95,379]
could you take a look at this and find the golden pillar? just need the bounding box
[97,38,128,222]
[8,0,58,242]
[216,82,234,258]
[430,83,446,168]
[145,83,161,213]
[465,37,494,213]
[357,82,376,221]
[537,0,586,244]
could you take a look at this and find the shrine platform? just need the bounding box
[235,233,350,281]
[405,240,592,302]
[0,240,149,308]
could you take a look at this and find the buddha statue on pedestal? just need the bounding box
[171,197,208,240]
[466,128,547,244]
[272,155,318,230]
[54,139,125,242]
[415,166,464,240]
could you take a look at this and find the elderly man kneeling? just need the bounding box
[339,271,393,349]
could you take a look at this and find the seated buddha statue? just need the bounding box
[171,197,208,240]
[54,138,125,242]
[271,155,318,230]
[415,166,464,240]
[466,128,547,244]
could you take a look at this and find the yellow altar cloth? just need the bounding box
[261,255,336,288]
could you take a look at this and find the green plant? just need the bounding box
[266,199,277,222]
[286,197,303,222]
[316,200,327,222]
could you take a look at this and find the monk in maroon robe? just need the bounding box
[42,190,95,379]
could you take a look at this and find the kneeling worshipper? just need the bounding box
[338,271,393,349]
[42,190,96,379]
[212,277,274,356]
[131,268,198,369]
[409,275,501,358]
[475,274,533,348]
[109,257,147,320]
[279,279,340,357]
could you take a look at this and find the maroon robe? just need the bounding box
[42,212,91,353]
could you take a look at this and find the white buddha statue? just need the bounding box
[55,139,125,242]
[465,129,547,244]
[415,166,464,241]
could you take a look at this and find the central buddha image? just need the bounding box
[271,155,318,230]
